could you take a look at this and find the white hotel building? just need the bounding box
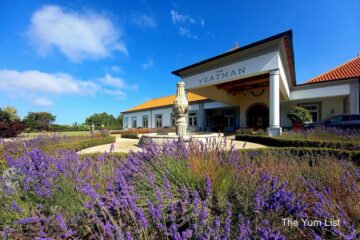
[122,30,360,136]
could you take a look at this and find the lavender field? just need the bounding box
[0,136,360,239]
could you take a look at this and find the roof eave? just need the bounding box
[172,30,294,77]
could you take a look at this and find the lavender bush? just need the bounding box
[0,138,359,239]
[280,127,360,142]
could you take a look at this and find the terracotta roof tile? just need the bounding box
[305,56,360,84]
[123,92,207,113]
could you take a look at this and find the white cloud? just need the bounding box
[133,14,156,28]
[111,65,123,73]
[179,27,198,40]
[27,5,128,62]
[103,89,126,99]
[0,69,97,95]
[98,73,126,88]
[0,69,138,106]
[170,10,204,39]
[141,59,154,69]
[33,98,53,106]
[98,73,138,98]
[170,10,195,24]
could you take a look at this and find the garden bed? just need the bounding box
[119,128,176,139]
[0,135,116,170]
[240,147,360,165]
[0,139,359,239]
[235,134,360,150]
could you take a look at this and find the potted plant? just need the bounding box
[287,106,312,131]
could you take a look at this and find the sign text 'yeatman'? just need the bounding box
[198,67,246,85]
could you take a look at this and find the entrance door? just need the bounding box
[223,110,235,132]
[247,104,269,129]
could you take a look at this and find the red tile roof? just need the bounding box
[122,92,207,113]
[305,56,360,84]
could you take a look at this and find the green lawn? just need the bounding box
[19,131,92,138]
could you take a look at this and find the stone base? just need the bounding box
[267,127,282,137]
[138,132,224,146]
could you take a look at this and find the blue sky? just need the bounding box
[0,0,359,124]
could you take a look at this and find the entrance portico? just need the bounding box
[172,31,295,136]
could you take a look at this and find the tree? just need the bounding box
[287,106,312,124]
[2,106,20,122]
[0,107,25,137]
[85,112,118,129]
[23,112,56,131]
[116,114,123,129]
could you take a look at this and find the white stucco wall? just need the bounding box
[290,84,350,100]
[182,46,281,90]
[280,96,347,128]
[123,103,202,129]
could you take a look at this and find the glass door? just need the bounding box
[223,110,235,132]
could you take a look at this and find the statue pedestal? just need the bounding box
[173,81,190,137]
[176,114,187,137]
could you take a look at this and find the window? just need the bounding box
[188,112,198,126]
[131,117,137,128]
[142,116,148,128]
[124,117,128,128]
[171,113,176,127]
[298,103,320,122]
[155,114,162,128]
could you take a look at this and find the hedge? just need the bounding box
[80,152,128,159]
[239,147,360,166]
[235,134,360,151]
[121,133,140,139]
[41,136,116,153]
[0,136,116,171]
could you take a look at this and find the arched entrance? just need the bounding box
[246,103,269,129]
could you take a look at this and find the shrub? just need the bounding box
[287,106,312,124]
[0,136,116,170]
[48,124,91,132]
[120,128,176,139]
[0,108,26,138]
[235,134,360,150]
[0,121,26,138]
[121,133,140,139]
[42,136,115,153]
[240,147,360,166]
[235,128,266,135]
[280,127,360,142]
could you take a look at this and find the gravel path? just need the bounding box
[78,135,266,154]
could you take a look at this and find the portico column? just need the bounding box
[267,70,282,136]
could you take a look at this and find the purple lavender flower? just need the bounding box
[182,229,193,239]
[125,231,133,240]
[205,173,212,197]
[224,201,232,238]
[109,143,115,153]
[193,190,201,215]
[199,201,208,226]
[11,201,22,213]
[163,175,171,198]
[15,216,39,225]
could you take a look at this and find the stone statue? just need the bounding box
[173,81,190,137]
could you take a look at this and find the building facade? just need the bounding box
[122,30,360,136]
